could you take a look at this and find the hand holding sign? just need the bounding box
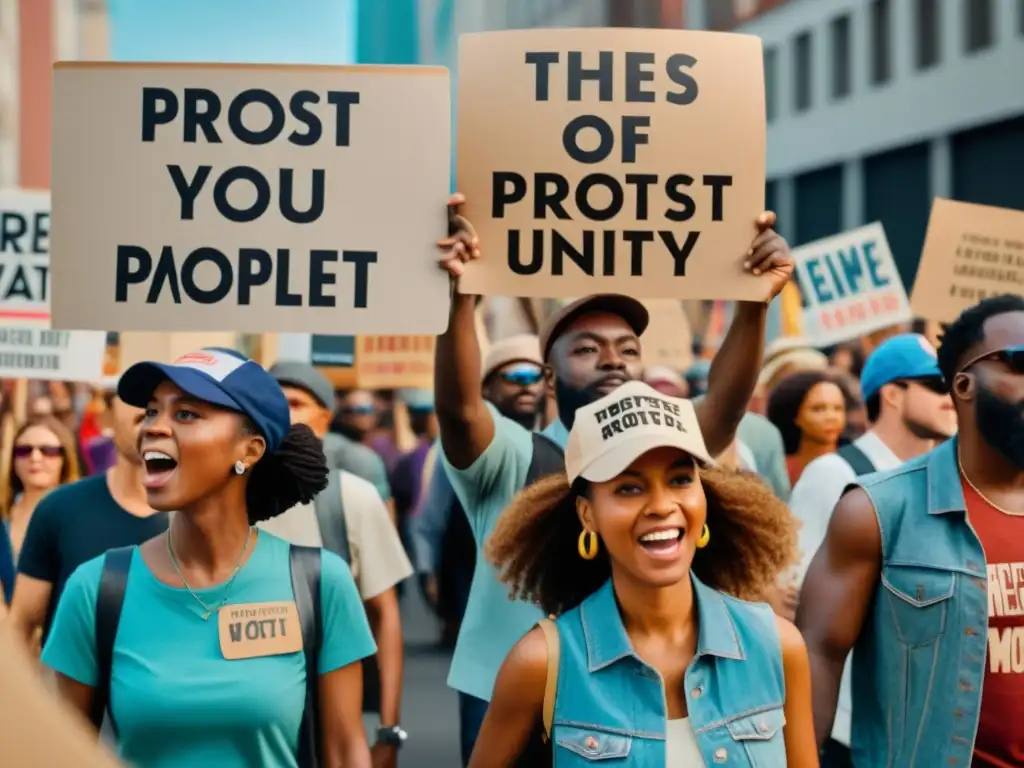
[745,211,794,301]
[437,193,481,281]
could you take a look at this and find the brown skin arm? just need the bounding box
[9,574,53,651]
[364,588,403,728]
[468,627,547,767]
[435,292,494,470]
[777,617,820,767]
[693,302,767,456]
[320,661,372,768]
[795,487,882,747]
[54,672,95,725]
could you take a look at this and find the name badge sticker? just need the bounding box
[218,601,303,660]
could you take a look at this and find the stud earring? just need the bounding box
[234,460,245,475]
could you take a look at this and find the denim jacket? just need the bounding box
[550,575,787,766]
[851,438,987,767]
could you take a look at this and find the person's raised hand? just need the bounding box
[437,193,480,281]
[744,211,793,301]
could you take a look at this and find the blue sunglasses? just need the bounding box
[500,368,543,387]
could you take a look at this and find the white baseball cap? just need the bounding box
[565,381,715,484]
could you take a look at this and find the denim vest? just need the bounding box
[851,438,987,767]
[550,575,787,767]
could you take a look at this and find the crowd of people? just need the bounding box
[1,194,1022,768]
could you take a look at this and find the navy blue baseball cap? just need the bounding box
[860,334,943,400]
[117,347,291,452]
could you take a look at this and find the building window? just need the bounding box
[916,0,941,69]
[965,0,994,52]
[793,31,812,113]
[870,0,891,85]
[830,15,851,99]
[764,47,778,122]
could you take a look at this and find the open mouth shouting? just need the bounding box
[637,526,684,560]
[142,449,179,489]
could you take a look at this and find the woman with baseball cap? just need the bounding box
[41,348,375,768]
[471,381,816,767]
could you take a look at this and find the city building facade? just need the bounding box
[701,0,1024,290]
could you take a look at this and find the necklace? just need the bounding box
[957,454,1024,517]
[167,525,255,619]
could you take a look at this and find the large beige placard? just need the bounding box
[910,199,1024,323]
[51,62,452,334]
[456,28,769,301]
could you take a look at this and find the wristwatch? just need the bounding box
[376,725,408,748]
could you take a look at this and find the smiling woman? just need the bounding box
[39,348,376,768]
[471,382,815,768]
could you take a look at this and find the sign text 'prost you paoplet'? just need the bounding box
[456,29,767,300]
[49,63,452,334]
[792,222,912,348]
[0,189,106,381]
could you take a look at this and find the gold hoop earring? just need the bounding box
[578,530,598,560]
[696,524,710,549]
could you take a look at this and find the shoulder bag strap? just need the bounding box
[92,545,134,734]
[290,544,323,768]
[313,471,350,564]
[537,617,560,742]
[837,443,876,477]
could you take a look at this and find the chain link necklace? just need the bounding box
[167,525,256,620]
[958,453,1024,517]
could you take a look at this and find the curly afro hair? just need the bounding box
[486,467,799,617]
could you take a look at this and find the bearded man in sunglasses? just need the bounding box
[798,294,1024,768]
[788,333,956,767]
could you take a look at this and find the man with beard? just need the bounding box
[787,334,956,766]
[435,196,794,765]
[414,335,546,646]
[797,294,1024,768]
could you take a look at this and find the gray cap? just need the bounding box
[269,361,334,409]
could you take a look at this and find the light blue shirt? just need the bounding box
[441,405,567,701]
[42,532,375,768]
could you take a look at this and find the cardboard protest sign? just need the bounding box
[641,300,693,371]
[910,199,1024,323]
[355,335,435,389]
[0,189,107,380]
[117,331,239,370]
[311,335,356,368]
[456,28,768,301]
[0,626,124,767]
[792,223,912,347]
[50,62,452,334]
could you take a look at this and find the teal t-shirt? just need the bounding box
[41,531,375,768]
[441,405,569,701]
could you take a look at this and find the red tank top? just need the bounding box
[964,478,1024,767]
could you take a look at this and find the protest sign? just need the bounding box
[117,332,239,370]
[355,335,435,390]
[456,28,768,301]
[791,222,911,347]
[0,189,107,380]
[910,199,1024,323]
[311,335,356,368]
[642,300,693,371]
[50,62,452,334]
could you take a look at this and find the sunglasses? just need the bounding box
[13,445,64,459]
[342,404,376,415]
[500,369,544,387]
[958,345,1024,376]
[895,376,948,395]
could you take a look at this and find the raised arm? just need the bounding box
[795,487,882,746]
[694,212,793,456]
[434,194,494,470]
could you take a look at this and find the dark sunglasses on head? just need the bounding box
[895,376,948,395]
[500,369,544,387]
[959,345,1024,376]
[13,445,64,459]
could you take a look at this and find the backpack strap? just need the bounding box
[527,433,565,486]
[92,545,134,734]
[313,471,351,564]
[837,443,876,477]
[290,544,323,768]
[537,617,560,742]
